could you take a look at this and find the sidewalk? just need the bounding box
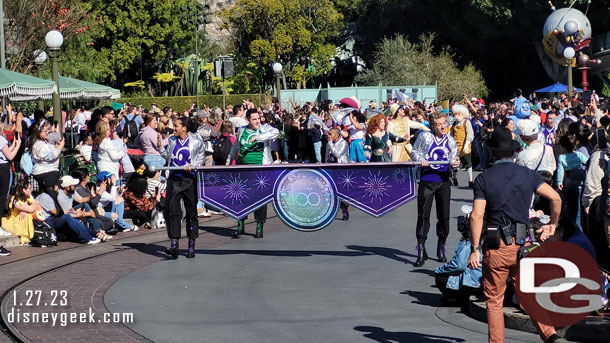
[468,295,610,342]
[0,210,282,342]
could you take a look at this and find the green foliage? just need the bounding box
[83,0,218,91]
[220,0,344,88]
[346,0,609,98]
[356,34,488,101]
[117,95,271,111]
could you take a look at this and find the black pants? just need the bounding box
[434,274,477,300]
[587,196,610,271]
[124,209,151,227]
[0,164,11,226]
[416,181,451,245]
[164,176,198,240]
[242,206,267,223]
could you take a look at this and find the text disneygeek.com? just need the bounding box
[6,289,133,326]
[7,307,134,327]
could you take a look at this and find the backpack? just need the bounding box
[213,135,233,163]
[122,116,139,148]
[20,150,34,175]
[31,219,58,247]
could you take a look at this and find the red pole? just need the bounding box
[580,66,590,91]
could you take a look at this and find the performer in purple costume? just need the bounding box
[162,117,205,259]
[411,111,460,267]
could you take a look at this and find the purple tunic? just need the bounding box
[170,137,193,178]
[420,135,451,183]
[542,127,555,146]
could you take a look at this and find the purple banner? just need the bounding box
[197,163,418,231]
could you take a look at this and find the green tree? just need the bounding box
[345,0,608,98]
[356,34,488,101]
[3,0,92,73]
[220,0,344,89]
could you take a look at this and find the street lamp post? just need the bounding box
[45,30,63,130]
[272,62,283,109]
[577,53,602,91]
[563,47,575,100]
[33,50,48,111]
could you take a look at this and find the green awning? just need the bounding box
[0,68,56,98]
[10,75,119,100]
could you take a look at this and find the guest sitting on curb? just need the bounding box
[57,175,111,242]
[124,175,161,229]
[35,181,100,245]
[434,215,482,303]
[2,181,37,246]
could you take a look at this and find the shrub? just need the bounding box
[116,94,271,111]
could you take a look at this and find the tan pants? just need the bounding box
[205,155,213,167]
[483,240,556,343]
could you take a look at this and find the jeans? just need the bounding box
[46,215,94,243]
[143,154,166,170]
[313,141,322,163]
[103,201,131,229]
[72,203,100,234]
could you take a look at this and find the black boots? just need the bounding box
[255,222,264,238]
[437,242,447,263]
[232,219,245,238]
[165,239,179,259]
[342,209,349,221]
[414,244,428,267]
[186,238,196,258]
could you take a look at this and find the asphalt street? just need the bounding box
[106,171,547,343]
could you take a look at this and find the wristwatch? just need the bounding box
[470,244,480,253]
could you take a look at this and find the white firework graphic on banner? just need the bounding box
[204,172,220,186]
[360,171,389,202]
[392,169,409,184]
[223,174,250,204]
[338,171,356,190]
[254,173,270,191]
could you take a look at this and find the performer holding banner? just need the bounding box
[411,111,460,267]
[227,109,279,238]
[163,117,205,259]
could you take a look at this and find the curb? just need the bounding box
[468,296,609,342]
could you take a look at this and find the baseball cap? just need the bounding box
[516,119,539,136]
[60,175,79,188]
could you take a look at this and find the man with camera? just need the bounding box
[467,126,564,343]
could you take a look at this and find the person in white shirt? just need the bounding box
[516,119,556,175]
[228,104,248,130]
[95,120,126,181]
[30,120,63,193]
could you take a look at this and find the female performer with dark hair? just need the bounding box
[162,117,205,259]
